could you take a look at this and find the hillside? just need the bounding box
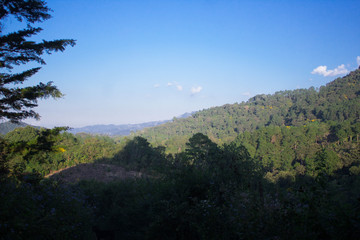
[68,121,168,136]
[68,112,195,136]
[46,163,143,183]
[2,70,359,240]
[136,68,360,152]
[0,122,36,135]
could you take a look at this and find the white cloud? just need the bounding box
[191,86,203,95]
[153,84,160,88]
[311,64,349,77]
[357,56,360,66]
[167,81,183,91]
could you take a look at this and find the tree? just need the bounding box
[185,133,219,168]
[314,148,339,176]
[0,0,75,121]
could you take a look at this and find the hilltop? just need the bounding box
[0,122,38,135]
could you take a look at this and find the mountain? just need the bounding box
[0,121,33,135]
[68,112,196,136]
[136,68,360,152]
[68,121,169,136]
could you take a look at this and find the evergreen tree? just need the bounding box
[185,133,219,168]
[0,0,75,121]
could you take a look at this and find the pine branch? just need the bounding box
[0,0,51,23]
[1,67,41,85]
[0,81,63,121]
[0,0,75,121]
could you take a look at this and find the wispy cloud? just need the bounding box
[311,64,349,77]
[357,56,360,66]
[167,81,183,91]
[191,86,203,95]
[153,84,160,88]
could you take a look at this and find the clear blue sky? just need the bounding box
[10,0,360,127]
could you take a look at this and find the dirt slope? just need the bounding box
[46,163,143,183]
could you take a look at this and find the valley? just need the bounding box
[1,1,359,238]
[1,68,360,239]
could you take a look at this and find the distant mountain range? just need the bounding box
[68,112,194,136]
[0,112,195,136]
[68,121,169,136]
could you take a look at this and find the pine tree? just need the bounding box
[0,0,75,121]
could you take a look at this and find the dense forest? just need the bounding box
[1,1,359,239]
[136,68,360,153]
[1,69,359,239]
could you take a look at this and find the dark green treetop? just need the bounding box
[0,0,75,121]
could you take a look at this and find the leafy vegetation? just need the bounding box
[0,180,93,239]
[0,126,118,180]
[0,2,359,238]
[2,128,360,239]
[136,68,360,154]
[1,68,359,239]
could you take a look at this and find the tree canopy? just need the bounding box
[136,68,360,154]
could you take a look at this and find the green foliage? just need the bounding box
[79,180,156,239]
[136,69,360,154]
[1,26,359,237]
[314,148,339,176]
[232,120,359,179]
[185,133,220,167]
[0,180,93,239]
[0,126,118,180]
[79,136,262,239]
[2,129,360,239]
[112,136,169,172]
[75,133,360,239]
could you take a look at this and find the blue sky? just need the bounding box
[6,0,360,127]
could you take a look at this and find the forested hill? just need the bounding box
[0,122,36,135]
[68,121,168,136]
[68,112,195,136]
[136,67,360,151]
